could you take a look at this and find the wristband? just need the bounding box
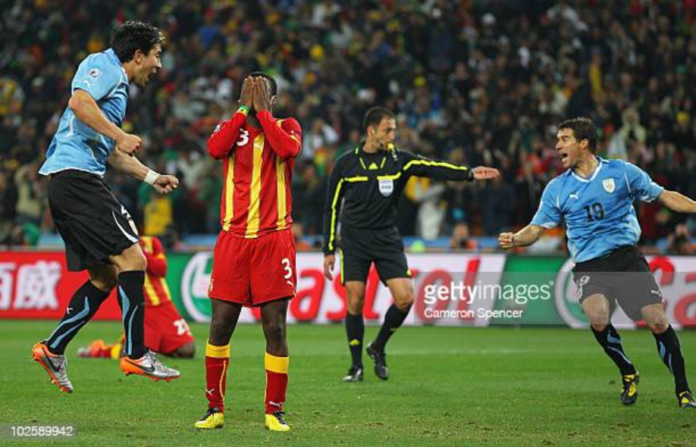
[144,169,160,185]
[238,105,250,116]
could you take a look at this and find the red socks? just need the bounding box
[264,352,289,414]
[204,342,230,411]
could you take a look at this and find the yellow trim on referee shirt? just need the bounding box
[246,134,265,238]
[276,156,287,229]
[327,176,368,251]
[206,342,230,358]
[403,159,469,173]
[223,153,235,231]
[265,352,289,374]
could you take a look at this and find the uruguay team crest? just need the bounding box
[378,178,394,197]
[602,178,615,193]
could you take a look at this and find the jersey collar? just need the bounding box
[569,156,607,183]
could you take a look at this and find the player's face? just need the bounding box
[556,128,584,169]
[371,118,397,149]
[133,44,163,87]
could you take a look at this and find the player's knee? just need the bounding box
[89,267,118,292]
[175,342,196,359]
[347,297,365,314]
[589,321,608,332]
[264,320,286,345]
[395,293,414,311]
[648,321,669,335]
[209,318,232,345]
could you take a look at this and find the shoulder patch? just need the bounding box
[88,68,101,79]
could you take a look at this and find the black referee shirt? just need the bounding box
[322,145,474,254]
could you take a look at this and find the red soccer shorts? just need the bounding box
[209,229,297,307]
[144,300,194,355]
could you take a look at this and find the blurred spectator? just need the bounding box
[0,0,693,246]
[667,224,694,255]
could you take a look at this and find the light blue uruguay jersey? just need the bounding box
[39,48,129,176]
[531,157,664,263]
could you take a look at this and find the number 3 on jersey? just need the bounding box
[236,129,249,146]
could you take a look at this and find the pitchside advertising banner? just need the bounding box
[1,251,695,328]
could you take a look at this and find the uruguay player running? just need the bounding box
[32,21,180,393]
[499,118,696,409]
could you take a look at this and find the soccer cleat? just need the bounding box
[76,339,106,358]
[620,373,639,405]
[678,391,696,409]
[342,366,364,382]
[194,407,224,429]
[366,342,389,381]
[265,411,290,432]
[32,341,73,393]
[120,350,180,381]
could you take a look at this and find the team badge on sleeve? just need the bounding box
[602,178,615,193]
[88,68,101,79]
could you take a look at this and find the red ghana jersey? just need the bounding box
[207,110,302,238]
[139,236,172,307]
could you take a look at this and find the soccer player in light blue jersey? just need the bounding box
[32,21,181,393]
[499,117,696,409]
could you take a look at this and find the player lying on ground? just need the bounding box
[32,21,181,393]
[322,106,499,382]
[499,117,696,409]
[77,236,195,359]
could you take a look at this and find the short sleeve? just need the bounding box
[623,162,664,202]
[531,180,562,229]
[71,55,122,101]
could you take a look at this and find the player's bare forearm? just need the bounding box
[658,190,696,214]
[69,90,125,142]
[514,225,546,247]
[107,149,149,181]
[500,224,546,249]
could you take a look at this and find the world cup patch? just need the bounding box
[378,178,394,197]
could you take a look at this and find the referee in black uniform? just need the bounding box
[323,107,499,382]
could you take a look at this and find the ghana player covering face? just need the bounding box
[195,73,301,432]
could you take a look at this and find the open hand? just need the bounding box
[252,76,271,113]
[472,166,500,180]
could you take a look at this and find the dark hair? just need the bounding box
[249,71,278,96]
[363,107,395,132]
[557,117,598,152]
[110,21,165,63]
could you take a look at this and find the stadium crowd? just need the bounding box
[1,0,695,251]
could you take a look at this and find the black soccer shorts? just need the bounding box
[48,170,139,271]
[572,245,662,321]
[339,225,411,285]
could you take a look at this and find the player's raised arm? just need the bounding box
[499,224,546,249]
[657,190,696,213]
[400,150,500,182]
[107,149,179,194]
[207,77,254,159]
[254,78,302,160]
[69,89,141,155]
[500,178,561,249]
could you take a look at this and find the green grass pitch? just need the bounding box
[0,321,693,446]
